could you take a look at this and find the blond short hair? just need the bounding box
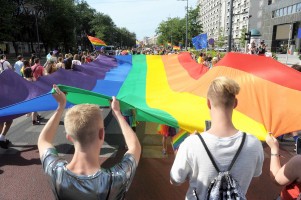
[64,104,103,146]
[207,76,240,108]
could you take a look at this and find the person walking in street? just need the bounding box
[170,76,264,199]
[14,55,24,75]
[157,124,176,155]
[0,54,13,73]
[31,58,45,80]
[38,85,141,200]
[0,120,13,149]
[23,63,41,125]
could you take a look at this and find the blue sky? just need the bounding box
[86,0,198,40]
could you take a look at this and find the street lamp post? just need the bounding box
[285,24,292,65]
[35,10,40,58]
[227,0,234,52]
[32,0,41,57]
[178,0,188,50]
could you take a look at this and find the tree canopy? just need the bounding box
[0,0,136,55]
[156,6,202,47]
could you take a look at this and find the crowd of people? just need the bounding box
[0,49,301,200]
[0,51,98,149]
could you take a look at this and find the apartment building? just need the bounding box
[198,0,264,49]
[143,35,159,46]
[262,0,301,52]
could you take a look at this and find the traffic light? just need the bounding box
[245,31,251,44]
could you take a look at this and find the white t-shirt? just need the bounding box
[14,60,24,75]
[72,60,81,66]
[0,60,12,73]
[170,131,264,200]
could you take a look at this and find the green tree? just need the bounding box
[0,0,137,55]
[156,17,185,46]
[156,5,202,48]
[114,27,136,48]
[90,13,116,45]
[239,27,247,47]
[188,5,202,38]
[0,0,28,55]
[216,28,226,47]
[75,1,96,51]
[0,1,18,42]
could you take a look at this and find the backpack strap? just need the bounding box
[106,169,112,200]
[197,133,220,172]
[197,132,246,172]
[1,61,6,71]
[31,65,39,77]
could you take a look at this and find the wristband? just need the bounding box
[271,153,280,157]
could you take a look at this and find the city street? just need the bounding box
[0,109,298,200]
[1,0,301,199]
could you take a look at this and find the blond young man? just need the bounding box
[38,85,141,200]
[170,76,264,200]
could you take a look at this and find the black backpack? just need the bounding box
[196,132,246,200]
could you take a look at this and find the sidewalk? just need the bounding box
[276,54,300,66]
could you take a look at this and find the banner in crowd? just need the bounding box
[173,46,180,50]
[1,53,301,140]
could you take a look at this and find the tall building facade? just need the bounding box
[198,0,301,52]
[198,0,252,49]
[198,0,267,48]
[262,0,301,52]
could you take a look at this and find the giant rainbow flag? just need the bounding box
[1,52,301,140]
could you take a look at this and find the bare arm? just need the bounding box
[266,134,301,185]
[38,85,66,158]
[274,155,301,185]
[111,97,141,165]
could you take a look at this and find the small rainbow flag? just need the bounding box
[172,129,190,150]
[136,40,141,47]
[173,46,180,50]
[87,35,107,49]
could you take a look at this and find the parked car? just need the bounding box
[215,47,227,52]
[104,46,116,55]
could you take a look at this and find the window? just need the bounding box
[286,7,292,15]
[283,7,287,15]
[279,8,283,16]
[297,3,301,12]
[275,9,279,17]
[292,4,297,13]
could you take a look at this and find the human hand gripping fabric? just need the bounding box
[265,133,280,153]
[52,84,66,109]
[111,96,121,117]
